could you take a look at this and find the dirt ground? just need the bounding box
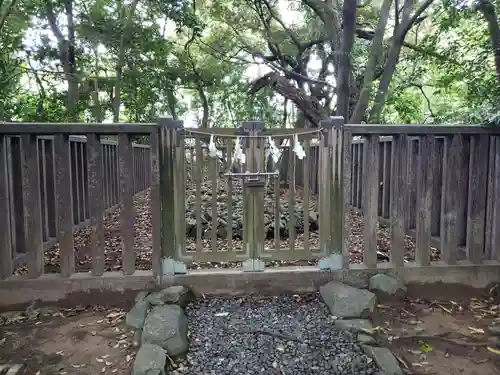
[0,305,135,375]
[371,286,500,375]
[2,290,500,375]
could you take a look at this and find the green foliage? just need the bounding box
[0,0,497,125]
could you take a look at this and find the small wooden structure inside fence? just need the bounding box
[0,118,500,307]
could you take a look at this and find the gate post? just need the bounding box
[318,116,348,270]
[158,117,188,278]
[241,121,266,272]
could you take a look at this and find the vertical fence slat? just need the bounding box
[87,134,105,276]
[363,134,379,268]
[209,143,218,253]
[22,135,43,278]
[45,139,57,237]
[39,140,48,241]
[119,134,135,274]
[440,134,462,265]
[55,135,75,277]
[303,139,310,253]
[415,135,434,266]
[226,140,233,252]
[466,134,489,264]
[288,136,296,251]
[390,134,408,266]
[0,135,12,279]
[150,130,161,276]
[342,129,352,267]
[195,138,203,254]
[490,137,500,261]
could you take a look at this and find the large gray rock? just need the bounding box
[362,345,403,375]
[320,281,376,318]
[126,299,150,329]
[142,304,188,356]
[335,319,374,333]
[369,274,406,298]
[146,286,194,308]
[132,343,167,375]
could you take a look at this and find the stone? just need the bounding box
[126,299,150,329]
[146,286,194,308]
[358,333,376,344]
[369,274,406,298]
[488,322,500,336]
[132,343,167,375]
[135,291,150,303]
[335,319,374,333]
[142,304,189,356]
[320,281,377,318]
[362,345,403,375]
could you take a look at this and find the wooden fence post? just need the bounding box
[318,116,346,270]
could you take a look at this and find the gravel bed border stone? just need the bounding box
[126,274,406,375]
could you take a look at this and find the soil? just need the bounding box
[371,289,500,375]
[2,293,500,375]
[0,306,135,375]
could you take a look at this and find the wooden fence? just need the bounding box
[2,132,152,268]
[278,131,500,260]
[1,119,500,308]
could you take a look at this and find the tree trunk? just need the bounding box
[350,0,393,123]
[113,0,140,123]
[477,0,500,83]
[369,0,435,123]
[45,0,79,121]
[336,0,357,119]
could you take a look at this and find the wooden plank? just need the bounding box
[226,140,233,252]
[318,132,331,254]
[54,135,74,277]
[362,134,379,268]
[87,134,105,276]
[119,134,135,275]
[195,138,203,254]
[415,135,434,266]
[0,135,12,279]
[149,130,161,276]
[288,136,296,251]
[303,139,310,252]
[491,137,500,261]
[209,142,218,253]
[342,129,352,267]
[21,135,43,278]
[466,134,489,264]
[440,134,462,265]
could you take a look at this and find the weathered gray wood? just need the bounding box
[342,129,352,267]
[0,135,12,279]
[390,134,408,267]
[21,135,43,278]
[54,135,75,277]
[362,134,379,268]
[440,134,462,265]
[466,134,489,264]
[487,137,500,261]
[119,134,135,274]
[415,135,435,266]
[430,138,444,237]
[381,141,391,219]
[345,125,500,135]
[87,134,105,276]
[150,131,161,276]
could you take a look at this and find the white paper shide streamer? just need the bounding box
[292,134,306,160]
[233,136,246,164]
[267,136,281,164]
[208,134,218,158]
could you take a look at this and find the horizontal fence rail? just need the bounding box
[0,130,154,274]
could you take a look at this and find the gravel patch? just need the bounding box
[176,294,379,375]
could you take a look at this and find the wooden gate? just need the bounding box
[159,117,348,274]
